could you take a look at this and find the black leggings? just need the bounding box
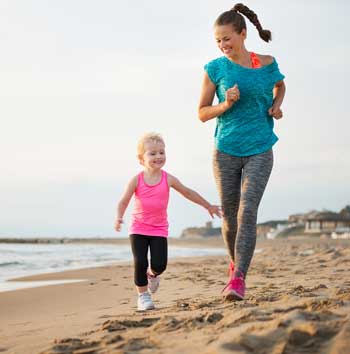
[129,234,168,287]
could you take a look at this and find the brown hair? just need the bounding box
[215,3,271,42]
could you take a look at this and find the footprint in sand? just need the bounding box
[209,308,347,354]
[41,338,99,354]
[121,337,158,351]
[101,333,123,345]
[101,318,160,332]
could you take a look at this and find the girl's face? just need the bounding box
[214,24,246,57]
[141,140,166,170]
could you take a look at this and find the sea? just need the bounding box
[0,242,227,292]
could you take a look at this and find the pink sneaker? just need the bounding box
[228,260,235,279]
[222,271,245,301]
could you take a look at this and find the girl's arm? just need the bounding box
[168,174,221,218]
[198,72,238,123]
[115,176,137,232]
[268,80,286,119]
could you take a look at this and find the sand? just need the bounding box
[0,238,349,354]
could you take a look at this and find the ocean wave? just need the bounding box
[0,261,22,267]
[0,244,227,284]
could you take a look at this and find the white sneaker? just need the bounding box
[137,292,155,311]
[147,272,160,294]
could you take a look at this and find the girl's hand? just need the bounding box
[224,84,240,108]
[207,205,222,218]
[114,218,123,232]
[268,105,283,119]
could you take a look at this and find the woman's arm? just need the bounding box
[272,80,286,109]
[168,174,221,218]
[198,72,238,123]
[255,55,286,120]
[115,176,137,231]
[268,80,286,120]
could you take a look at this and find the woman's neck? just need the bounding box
[227,47,250,65]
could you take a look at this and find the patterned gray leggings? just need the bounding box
[213,149,273,278]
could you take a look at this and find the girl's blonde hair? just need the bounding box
[137,132,165,160]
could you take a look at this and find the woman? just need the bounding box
[198,3,286,301]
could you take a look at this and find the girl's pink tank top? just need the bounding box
[129,170,170,237]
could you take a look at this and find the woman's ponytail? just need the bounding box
[232,3,272,42]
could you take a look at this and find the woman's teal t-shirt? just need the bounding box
[204,56,285,157]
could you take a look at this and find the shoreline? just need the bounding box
[1,234,341,247]
[2,237,349,293]
[1,238,349,354]
[0,235,326,244]
[0,236,225,246]
[0,239,227,293]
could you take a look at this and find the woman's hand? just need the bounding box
[268,104,283,119]
[224,84,240,108]
[198,74,240,122]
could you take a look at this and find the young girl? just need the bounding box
[198,3,286,301]
[115,132,221,311]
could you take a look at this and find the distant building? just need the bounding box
[180,206,350,239]
[288,210,318,224]
[256,220,289,238]
[180,220,289,239]
[305,206,350,233]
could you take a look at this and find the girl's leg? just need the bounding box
[213,149,242,262]
[129,234,150,293]
[149,236,168,275]
[234,149,273,278]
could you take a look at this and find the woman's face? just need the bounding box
[214,24,246,57]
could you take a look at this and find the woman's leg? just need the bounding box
[213,149,243,262]
[149,236,168,275]
[235,149,274,278]
[129,234,150,293]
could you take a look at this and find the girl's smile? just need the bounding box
[141,141,166,170]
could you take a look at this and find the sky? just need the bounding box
[1,0,349,238]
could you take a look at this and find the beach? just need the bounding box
[1,237,350,354]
